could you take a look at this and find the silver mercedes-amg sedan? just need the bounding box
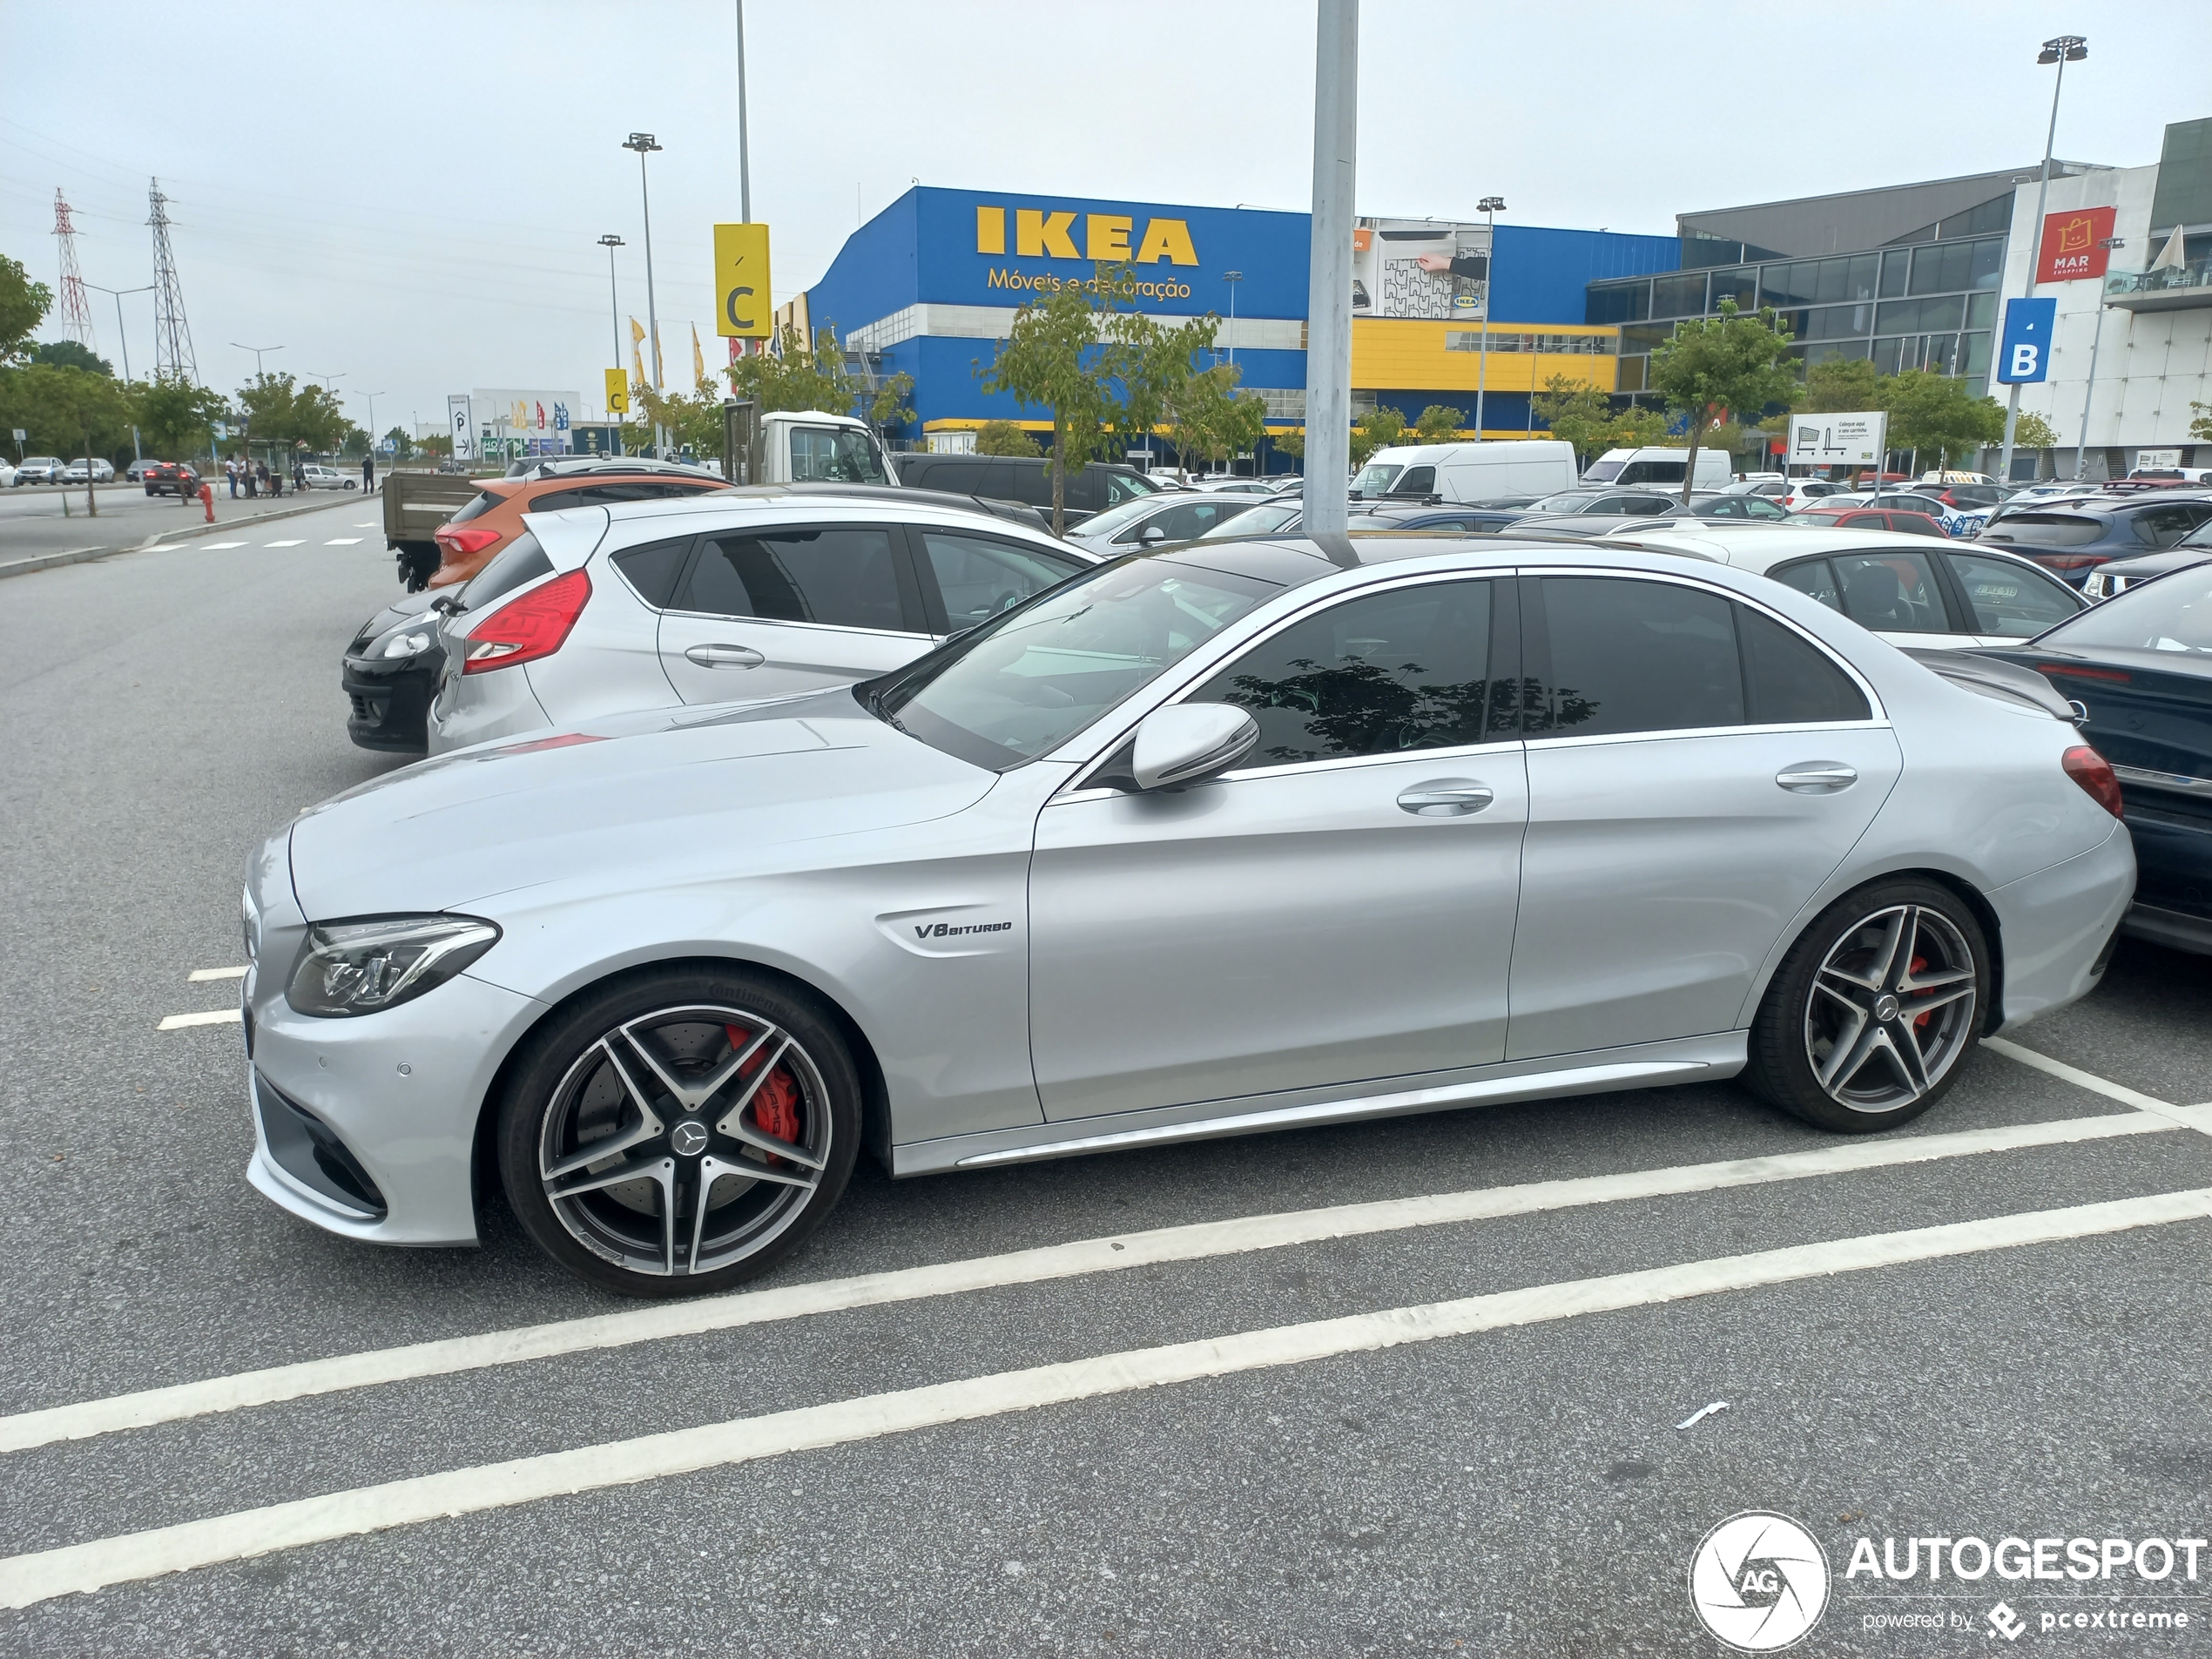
[244,535,2134,1298]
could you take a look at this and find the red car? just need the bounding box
[1796,500,1950,537]
[142,461,200,498]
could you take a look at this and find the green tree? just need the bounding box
[1101,302,1217,479]
[8,365,133,512]
[1646,300,1801,503]
[235,372,351,455]
[974,419,1042,456]
[1270,426,1305,462]
[1348,406,1406,469]
[2191,401,2212,443]
[31,340,111,374]
[976,273,1119,534]
[138,374,229,461]
[1801,355,1881,413]
[1412,404,1465,444]
[1883,370,2006,471]
[0,253,51,363]
[1607,401,1675,450]
[725,323,913,431]
[634,376,728,455]
[2011,410,2058,451]
[1532,374,1615,462]
[1165,363,1266,477]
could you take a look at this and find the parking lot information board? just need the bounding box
[1788,411,1887,467]
[713,224,772,339]
[1997,297,2058,385]
[447,395,473,462]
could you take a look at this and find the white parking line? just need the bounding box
[197,542,247,550]
[155,1009,240,1031]
[354,522,378,527]
[4,1185,2206,1609]
[1982,1037,2212,1133]
[324,538,362,546]
[188,967,248,982]
[263,540,305,549]
[0,1107,2173,1457]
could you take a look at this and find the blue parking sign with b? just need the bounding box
[1997,297,2057,384]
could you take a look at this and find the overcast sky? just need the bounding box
[3,0,2201,436]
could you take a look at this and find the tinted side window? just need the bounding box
[919,531,1081,631]
[1391,465,1437,496]
[1946,551,2080,636]
[610,536,695,610]
[1191,580,1498,767]
[1770,559,1843,611]
[1527,577,1743,737]
[1005,461,1055,509]
[1140,499,1251,543]
[1736,606,1870,723]
[458,533,552,609]
[1833,551,1946,631]
[678,527,907,631]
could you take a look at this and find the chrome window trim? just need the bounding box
[1523,718,1890,753]
[657,609,927,640]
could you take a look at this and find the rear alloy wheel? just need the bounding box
[499,969,859,1296]
[1744,880,1987,1133]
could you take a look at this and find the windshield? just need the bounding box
[1352,462,1403,496]
[1107,470,1163,503]
[1198,500,1300,538]
[788,426,887,485]
[2034,564,2212,657]
[1074,492,1189,542]
[869,556,1279,769]
[1580,458,1625,483]
[1527,491,1599,514]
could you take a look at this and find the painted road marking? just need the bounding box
[1983,1036,2212,1132]
[324,538,362,546]
[354,522,378,527]
[3,1186,2207,1608]
[197,542,247,550]
[155,1009,240,1031]
[0,1106,2174,1456]
[263,540,305,548]
[187,968,248,982]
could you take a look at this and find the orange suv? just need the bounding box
[426,458,730,588]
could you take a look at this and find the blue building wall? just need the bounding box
[1489,226,1678,324]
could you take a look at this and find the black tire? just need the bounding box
[497,966,860,1298]
[1742,878,1989,1134]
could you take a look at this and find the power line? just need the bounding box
[148,177,197,383]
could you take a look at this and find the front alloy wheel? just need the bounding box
[501,971,859,1295]
[1745,880,1988,1132]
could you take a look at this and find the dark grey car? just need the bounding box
[1975,492,2212,588]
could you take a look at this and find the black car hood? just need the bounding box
[348,589,441,657]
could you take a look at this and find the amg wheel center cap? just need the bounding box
[671,1120,710,1157]
[1872,994,1900,1023]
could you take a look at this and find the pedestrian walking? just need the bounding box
[225,456,239,498]
[362,454,376,494]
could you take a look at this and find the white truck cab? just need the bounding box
[724,405,897,487]
[1581,446,1733,489]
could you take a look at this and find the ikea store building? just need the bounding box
[784,185,1676,469]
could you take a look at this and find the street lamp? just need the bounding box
[2074,235,2122,480]
[597,233,626,424]
[232,341,284,379]
[84,281,152,462]
[1996,34,2087,489]
[356,391,386,465]
[302,369,346,393]
[622,132,667,457]
[1474,196,1506,442]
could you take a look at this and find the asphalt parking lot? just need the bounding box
[1,533,2209,1656]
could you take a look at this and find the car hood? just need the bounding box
[348,589,439,656]
[287,689,995,918]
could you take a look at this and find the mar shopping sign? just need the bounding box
[2037,205,2117,283]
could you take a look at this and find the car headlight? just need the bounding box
[285,914,500,1018]
[381,629,435,659]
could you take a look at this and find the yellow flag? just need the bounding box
[691,323,706,388]
[629,318,646,388]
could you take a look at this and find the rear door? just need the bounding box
[909,527,1088,635]
[1940,549,2086,646]
[656,522,933,704]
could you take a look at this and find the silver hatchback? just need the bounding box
[426,493,1099,753]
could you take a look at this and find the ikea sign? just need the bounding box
[974,205,1197,266]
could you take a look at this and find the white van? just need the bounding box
[1581,447,1732,489]
[1352,440,1578,504]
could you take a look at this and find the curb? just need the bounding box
[0,494,371,582]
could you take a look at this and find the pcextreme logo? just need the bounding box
[1689,1513,1831,1651]
[974,205,1198,266]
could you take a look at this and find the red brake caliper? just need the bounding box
[725,1025,802,1162]
[1908,955,1932,1029]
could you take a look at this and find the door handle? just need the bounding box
[685,644,765,669]
[1397,779,1494,816]
[1776,761,1858,793]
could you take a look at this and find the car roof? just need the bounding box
[1586,523,2027,573]
[523,487,1074,550]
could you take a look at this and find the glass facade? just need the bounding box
[1590,199,2010,401]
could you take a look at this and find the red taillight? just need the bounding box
[2033,554,2109,572]
[2061,745,2125,819]
[462,569,590,674]
[436,526,503,557]
[2036,661,2130,684]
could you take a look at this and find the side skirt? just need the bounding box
[891,1032,1747,1177]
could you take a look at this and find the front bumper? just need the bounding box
[1986,822,2136,1029]
[341,648,440,752]
[245,964,546,1247]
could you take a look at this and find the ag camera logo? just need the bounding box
[1689,1512,1831,1651]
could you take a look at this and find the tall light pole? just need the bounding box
[357,390,385,452]
[1997,33,2086,489]
[1303,0,1358,534]
[84,281,152,462]
[597,233,626,425]
[2074,234,2122,481]
[232,341,284,379]
[1474,196,1506,442]
[302,369,345,394]
[624,132,667,456]
[734,2,752,223]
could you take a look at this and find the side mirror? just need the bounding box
[1138,523,1167,544]
[1131,704,1259,790]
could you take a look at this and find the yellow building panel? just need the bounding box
[1351,318,1619,395]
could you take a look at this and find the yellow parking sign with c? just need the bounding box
[604,368,630,415]
[714,223,771,339]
